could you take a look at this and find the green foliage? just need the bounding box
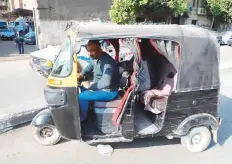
[206,0,232,23]
[109,0,137,24]
[109,0,189,24]
[167,0,189,17]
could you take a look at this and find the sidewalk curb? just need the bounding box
[0,54,30,62]
[0,107,47,134]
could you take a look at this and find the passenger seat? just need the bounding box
[141,72,176,114]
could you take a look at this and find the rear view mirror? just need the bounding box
[74,41,81,54]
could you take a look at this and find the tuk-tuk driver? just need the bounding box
[77,40,120,121]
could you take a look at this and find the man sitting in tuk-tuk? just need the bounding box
[77,40,120,121]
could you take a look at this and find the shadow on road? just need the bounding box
[113,137,180,149]
[218,94,232,146]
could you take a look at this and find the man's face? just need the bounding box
[86,43,101,60]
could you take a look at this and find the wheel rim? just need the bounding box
[33,125,61,146]
[191,133,202,145]
[40,127,54,138]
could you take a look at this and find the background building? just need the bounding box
[33,0,224,49]
[0,2,8,19]
[8,0,36,11]
[33,0,112,49]
[183,0,212,29]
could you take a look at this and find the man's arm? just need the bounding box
[80,62,94,76]
[88,63,113,90]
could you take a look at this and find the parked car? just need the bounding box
[218,31,232,45]
[0,28,16,40]
[0,19,7,30]
[24,31,36,44]
[227,37,232,46]
[209,31,221,43]
[29,45,61,78]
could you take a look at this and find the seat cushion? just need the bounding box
[94,95,122,108]
[144,97,168,114]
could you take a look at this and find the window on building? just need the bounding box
[192,20,197,25]
[24,4,26,7]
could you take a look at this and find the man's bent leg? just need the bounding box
[78,90,118,121]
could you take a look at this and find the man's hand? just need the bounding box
[77,73,84,80]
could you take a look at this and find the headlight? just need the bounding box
[46,60,53,67]
[40,59,47,64]
[41,60,53,68]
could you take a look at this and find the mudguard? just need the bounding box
[174,113,219,136]
[31,108,54,126]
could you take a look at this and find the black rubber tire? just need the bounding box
[32,125,61,146]
[181,126,211,153]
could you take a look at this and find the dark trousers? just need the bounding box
[18,43,24,54]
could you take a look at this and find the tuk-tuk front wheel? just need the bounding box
[181,126,211,153]
[32,125,61,146]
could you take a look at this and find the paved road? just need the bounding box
[0,46,231,164]
[0,41,46,119]
[0,60,46,115]
[0,41,46,120]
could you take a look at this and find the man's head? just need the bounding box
[86,40,103,60]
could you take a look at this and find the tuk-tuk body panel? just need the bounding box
[177,26,220,92]
[45,44,82,140]
[157,88,219,136]
[45,86,81,140]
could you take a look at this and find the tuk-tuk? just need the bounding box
[31,25,221,153]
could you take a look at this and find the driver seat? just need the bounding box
[94,70,130,108]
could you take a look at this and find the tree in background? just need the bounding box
[205,0,232,29]
[109,0,188,24]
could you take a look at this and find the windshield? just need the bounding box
[51,38,72,77]
[221,31,232,36]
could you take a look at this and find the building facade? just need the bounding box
[0,2,8,19]
[21,0,36,10]
[8,0,36,11]
[33,0,215,49]
[183,0,212,29]
[34,0,112,49]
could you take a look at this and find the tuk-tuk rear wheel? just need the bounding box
[32,125,61,146]
[181,126,211,153]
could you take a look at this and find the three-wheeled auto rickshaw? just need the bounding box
[31,24,221,153]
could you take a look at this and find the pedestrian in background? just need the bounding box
[15,30,25,54]
[13,30,18,48]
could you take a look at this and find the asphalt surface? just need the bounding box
[0,60,46,115]
[0,44,231,164]
[0,41,46,120]
[0,40,36,57]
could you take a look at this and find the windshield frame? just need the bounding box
[50,36,73,78]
